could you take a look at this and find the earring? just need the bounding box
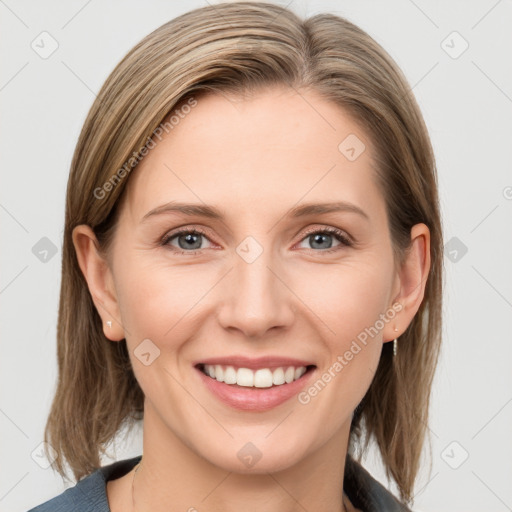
[393,327,398,357]
[106,320,112,329]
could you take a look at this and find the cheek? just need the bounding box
[113,259,209,399]
[329,266,390,395]
[293,264,389,438]
[294,260,392,340]
[295,262,389,392]
[112,257,260,430]
[114,257,217,347]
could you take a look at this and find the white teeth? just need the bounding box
[223,366,237,384]
[202,364,310,387]
[236,368,254,387]
[254,369,273,388]
[295,367,307,380]
[284,367,295,383]
[272,367,285,385]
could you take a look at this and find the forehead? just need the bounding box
[120,87,384,225]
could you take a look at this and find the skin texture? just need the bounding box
[73,86,430,512]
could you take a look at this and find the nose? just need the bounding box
[216,245,296,339]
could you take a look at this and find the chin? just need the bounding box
[200,439,309,475]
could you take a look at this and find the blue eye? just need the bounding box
[161,226,352,255]
[297,227,352,252]
[162,228,211,254]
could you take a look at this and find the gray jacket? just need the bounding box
[27,454,412,511]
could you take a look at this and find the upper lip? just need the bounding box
[195,355,316,371]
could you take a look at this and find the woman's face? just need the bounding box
[91,87,414,473]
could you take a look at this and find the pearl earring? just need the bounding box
[106,320,112,329]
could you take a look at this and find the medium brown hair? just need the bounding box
[44,2,443,505]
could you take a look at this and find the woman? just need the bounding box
[28,2,443,511]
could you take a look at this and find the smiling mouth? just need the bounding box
[196,363,316,388]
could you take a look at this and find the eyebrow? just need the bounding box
[141,200,370,223]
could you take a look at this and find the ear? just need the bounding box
[383,222,431,343]
[72,224,125,342]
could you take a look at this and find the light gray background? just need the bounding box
[1,1,511,511]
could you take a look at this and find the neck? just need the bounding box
[130,401,351,512]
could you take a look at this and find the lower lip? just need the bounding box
[195,366,316,411]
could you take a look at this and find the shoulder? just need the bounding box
[26,455,142,512]
[344,455,413,512]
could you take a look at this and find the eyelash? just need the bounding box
[160,226,353,255]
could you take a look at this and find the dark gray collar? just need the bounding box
[344,455,412,511]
